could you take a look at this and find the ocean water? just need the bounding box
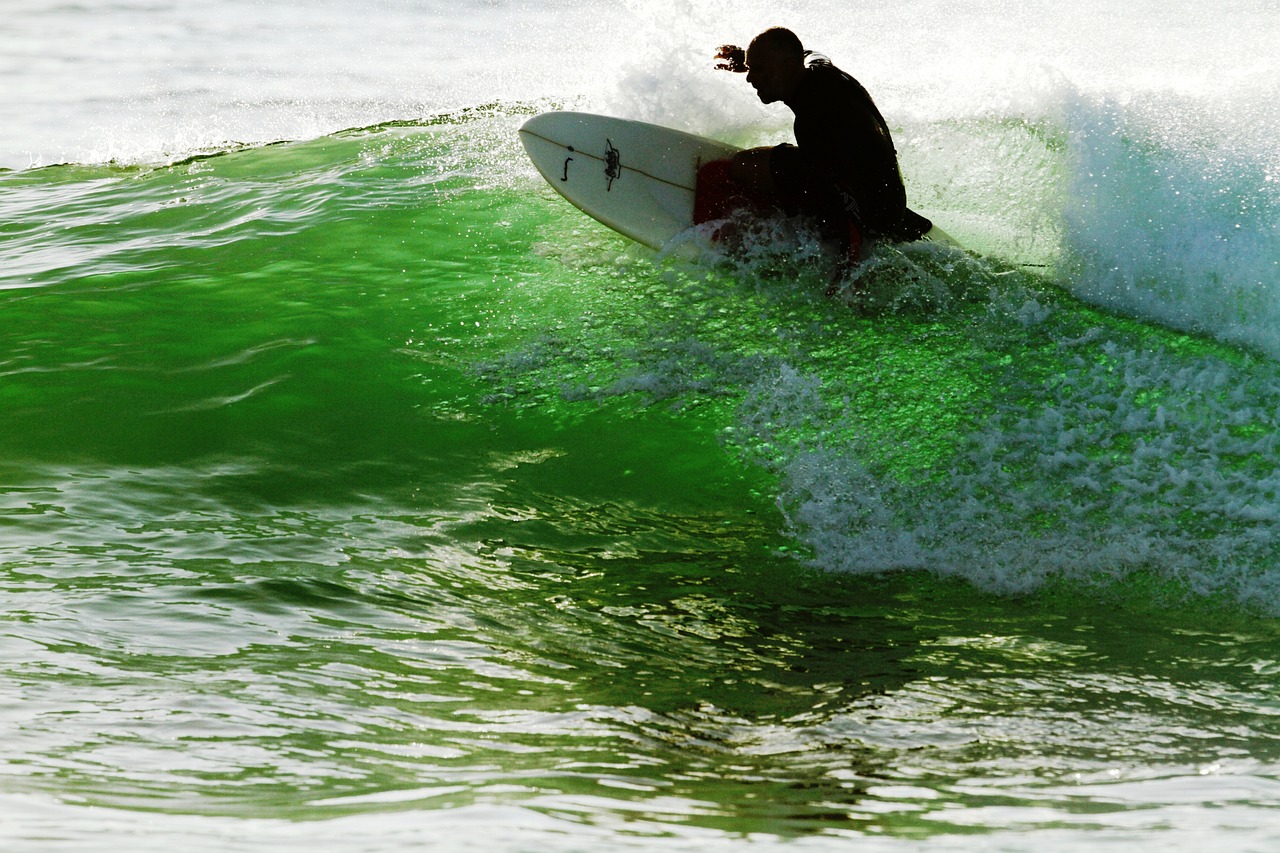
[3,0,1280,850]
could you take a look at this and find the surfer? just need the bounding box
[704,27,930,288]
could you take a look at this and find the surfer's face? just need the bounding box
[744,43,798,104]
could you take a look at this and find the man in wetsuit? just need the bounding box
[710,27,930,271]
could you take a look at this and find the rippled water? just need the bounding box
[3,1,1280,850]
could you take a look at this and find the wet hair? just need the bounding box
[750,27,805,62]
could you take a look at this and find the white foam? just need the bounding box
[1061,90,1280,355]
[594,0,1280,357]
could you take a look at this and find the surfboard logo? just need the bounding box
[604,139,621,190]
[561,146,574,182]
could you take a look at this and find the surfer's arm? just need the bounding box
[715,44,746,73]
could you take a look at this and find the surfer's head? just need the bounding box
[745,27,805,104]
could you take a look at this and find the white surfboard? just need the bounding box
[518,110,956,250]
[519,111,738,251]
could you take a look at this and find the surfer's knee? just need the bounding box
[730,147,777,195]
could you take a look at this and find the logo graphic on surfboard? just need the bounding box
[556,136,622,192]
[604,139,621,191]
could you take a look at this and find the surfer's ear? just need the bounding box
[714,44,747,73]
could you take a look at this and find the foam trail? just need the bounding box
[741,327,1280,612]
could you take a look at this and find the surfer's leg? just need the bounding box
[728,147,779,197]
[694,150,781,229]
[693,159,746,224]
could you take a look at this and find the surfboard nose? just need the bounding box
[519,111,741,251]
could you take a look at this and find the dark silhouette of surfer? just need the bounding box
[700,27,931,290]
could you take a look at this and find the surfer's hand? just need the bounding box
[826,262,848,297]
[827,250,863,298]
[828,217,864,296]
[715,45,746,72]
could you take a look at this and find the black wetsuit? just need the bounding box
[772,52,929,241]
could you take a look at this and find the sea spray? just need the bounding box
[1061,90,1280,355]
